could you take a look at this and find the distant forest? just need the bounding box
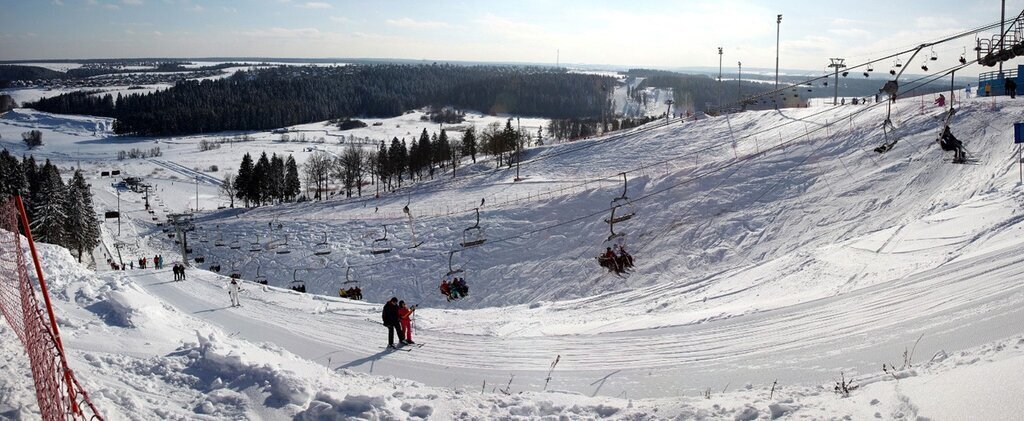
[26,64,616,136]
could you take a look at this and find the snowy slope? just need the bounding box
[3,88,1024,418]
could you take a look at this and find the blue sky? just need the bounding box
[0,0,1018,73]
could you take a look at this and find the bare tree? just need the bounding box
[219,173,236,208]
[448,140,462,178]
[303,151,332,200]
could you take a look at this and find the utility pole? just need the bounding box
[828,58,847,105]
[195,175,199,212]
[665,99,675,123]
[776,14,782,109]
[718,47,724,112]
[738,61,743,105]
[515,117,522,182]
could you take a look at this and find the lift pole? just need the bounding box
[828,58,847,105]
[775,14,782,109]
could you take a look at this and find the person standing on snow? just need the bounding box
[227,279,241,307]
[398,301,417,344]
[382,297,405,349]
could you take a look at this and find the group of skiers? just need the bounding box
[598,244,634,275]
[439,278,469,301]
[382,297,417,349]
[172,263,187,281]
[339,286,363,300]
[106,254,165,271]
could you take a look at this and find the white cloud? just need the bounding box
[123,0,142,5]
[329,16,349,23]
[52,0,65,5]
[299,1,331,9]
[103,3,120,9]
[386,17,450,29]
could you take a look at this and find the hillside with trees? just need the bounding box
[26,64,616,136]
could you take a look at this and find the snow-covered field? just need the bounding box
[3,89,1024,418]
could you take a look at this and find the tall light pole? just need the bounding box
[737,61,743,105]
[718,47,724,111]
[776,14,782,109]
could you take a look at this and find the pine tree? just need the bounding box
[462,126,478,163]
[270,153,284,203]
[285,155,300,201]
[63,170,100,262]
[235,153,254,207]
[256,152,271,205]
[437,129,451,170]
[31,161,67,245]
[418,129,432,178]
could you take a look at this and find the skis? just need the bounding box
[385,343,422,352]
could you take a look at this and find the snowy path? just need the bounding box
[131,236,1024,398]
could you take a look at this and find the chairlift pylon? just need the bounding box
[371,225,393,255]
[460,208,486,248]
[313,231,331,256]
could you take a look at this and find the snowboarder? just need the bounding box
[398,301,416,344]
[382,297,405,348]
[938,126,966,163]
[1006,78,1017,99]
[227,279,241,307]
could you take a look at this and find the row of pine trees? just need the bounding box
[232,152,301,207]
[0,150,101,262]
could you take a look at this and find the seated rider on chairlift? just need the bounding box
[452,278,469,299]
[938,126,966,163]
[440,279,453,301]
[615,245,634,272]
[599,247,624,274]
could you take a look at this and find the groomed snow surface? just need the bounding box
[2,92,1024,419]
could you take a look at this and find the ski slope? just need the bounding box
[4,90,1024,418]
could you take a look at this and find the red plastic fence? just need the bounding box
[0,196,103,420]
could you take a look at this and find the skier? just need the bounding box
[1006,78,1017,99]
[398,301,417,344]
[227,279,241,307]
[934,94,945,108]
[382,297,405,348]
[938,126,966,163]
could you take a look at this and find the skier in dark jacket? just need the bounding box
[1006,77,1017,99]
[382,297,406,348]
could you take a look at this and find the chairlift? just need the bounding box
[254,264,268,285]
[291,269,306,293]
[960,47,968,65]
[230,239,241,250]
[921,63,929,72]
[929,47,938,61]
[842,71,849,77]
[313,232,331,256]
[867,62,874,72]
[214,231,226,247]
[339,267,362,299]
[460,208,486,248]
[229,262,242,279]
[403,199,424,249]
[895,58,903,68]
[208,256,221,273]
[445,250,465,277]
[604,173,637,225]
[371,225,393,255]
[275,234,292,255]
[248,235,262,252]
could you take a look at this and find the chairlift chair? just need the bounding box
[403,200,424,249]
[371,225,393,255]
[446,250,465,277]
[208,256,221,273]
[460,208,486,248]
[229,262,242,279]
[960,47,968,65]
[339,267,362,299]
[291,269,306,293]
[313,232,331,256]
[249,235,261,252]
[604,173,637,225]
[230,239,241,250]
[254,264,268,285]
[895,58,903,68]
[275,234,292,255]
[214,232,226,247]
[929,47,938,61]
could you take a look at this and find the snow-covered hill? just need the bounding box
[3,89,1024,418]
